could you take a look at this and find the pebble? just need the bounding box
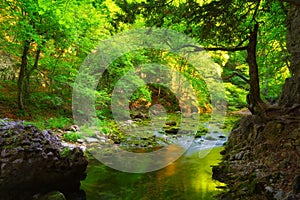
[77,139,84,143]
[84,137,99,143]
[274,189,284,200]
[265,186,274,193]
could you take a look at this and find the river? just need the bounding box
[81,145,226,199]
[80,114,239,199]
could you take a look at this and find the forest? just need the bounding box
[0,0,300,200]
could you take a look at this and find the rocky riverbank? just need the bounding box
[213,109,300,200]
[0,119,88,200]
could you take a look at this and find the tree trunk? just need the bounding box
[17,40,30,110]
[24,48,41,99]
[246,23,266,114]
[278,4,300,106]
[24,72,30,99]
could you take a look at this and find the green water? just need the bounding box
[81,147,226,200]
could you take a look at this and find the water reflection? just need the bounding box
[81,146,225,200]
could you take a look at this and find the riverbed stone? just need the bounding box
[85,137,99,143]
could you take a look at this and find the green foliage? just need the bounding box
[0,0,111,112]
[224,83,247,111]
[0,0,293,129]
[131,86,152,103]
[60,147,70,158]
[113,0,290,109]
[46,117,71,129]
[98,120,122,135]
[63,132,81,142]
[196,125,209,137]
[28,116,72,130]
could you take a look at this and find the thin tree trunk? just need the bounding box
[24,48,41,98]
[18,40,30,110]
[246,23,266,114]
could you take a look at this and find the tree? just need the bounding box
[278,3,300,106]
[0,0,71,109]
[112,0,292,114]
[0,0,109,111]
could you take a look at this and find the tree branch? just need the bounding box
[176,44,248,52]
[222,71,250,83]
[282,0,300,6]
[206,46,248,52]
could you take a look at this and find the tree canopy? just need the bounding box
[112,0,292,114]
[0,0,299,120]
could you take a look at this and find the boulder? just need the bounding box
[0,119,88,199]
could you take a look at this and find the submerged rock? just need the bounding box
[0,119,88,199]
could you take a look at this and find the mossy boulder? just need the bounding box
[0,119,88,199]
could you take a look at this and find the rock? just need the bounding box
[122,120,134,126]
[293,175,300,194]
[130,113,149,120]
[66,125,80,132]
[164,127,179,134]
[212,112,300,199]
[204,135,218,140]
[274,189,285,200]
[96,136,108,143]
[0,119,88,199]
[265,186,274,194]
[284,192,300,200]
[84,137,99,143]
[165,121,177,126]
[288,129,300,140]
[77,139,84,143]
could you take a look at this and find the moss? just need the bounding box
[195,126,209,137]
[60,147,70,158]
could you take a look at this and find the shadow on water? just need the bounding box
[81,146,226,200]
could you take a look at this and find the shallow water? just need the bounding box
[81,146,226,200]
[80,114,241,199]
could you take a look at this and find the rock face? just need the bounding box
[213,111,300,199]
[0,119,88,199]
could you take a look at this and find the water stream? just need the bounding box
[81,115,239,199]
[81,146,226,200]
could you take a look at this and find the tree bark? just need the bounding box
[17,40,31,110]
[246,23,266,114]
[278,4,300,106]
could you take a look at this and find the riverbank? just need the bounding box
[213,112,300,199]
